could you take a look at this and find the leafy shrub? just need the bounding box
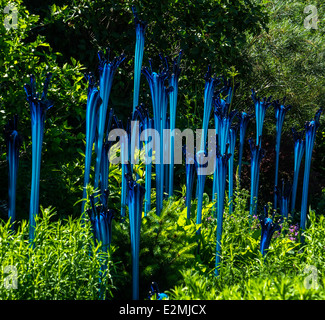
[0,207,115,299]
[112,195,199,300]
[167,202,325,300]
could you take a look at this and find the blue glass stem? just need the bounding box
[4,116,21,228]
[29,109,44,241]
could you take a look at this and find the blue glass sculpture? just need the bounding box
[142,58,173,216]
[236,111,252,182]
[300,109,322,234]
[87,189,115,299]
[184,146,196,220]
[168,50,183,197]
[215,146,232,276]
[148,282,168,300]
[227,123,239,214]
[4,114,22,227]
[259,205,281,256]
[82,73,101,214]
[273,98,291,206]
[126,172,146,300]
[249,138,265,217]
[199,65,219,151]
[195,150,207,235]
[251,89,272,147]
[24,73,53,242]
[94,48,125,191]
[87,190,115,252]
[275,179,292,219]
[132,5,147,112]
[291,127,305,213]
[212,98,237,206]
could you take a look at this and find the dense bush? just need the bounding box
[108,188,325,300]
[239,0,325,207]
[167,196,325,300]
[0,207,115,299]
[0,184,325,300]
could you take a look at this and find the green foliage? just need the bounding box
[167,203,325,300]
[168,266,325,300]
[1,184,325,300]
[0,206,115,299]
[232,0,325,207]
[112,196,199,299]
[243,0,325,123]
[0,0,89,219]
[303,211,325,270]
[33,0,268,83]
[109,188,325,300]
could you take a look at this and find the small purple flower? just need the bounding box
[206,215,215,223]
[273,230,281,239]
[288,223,299,241]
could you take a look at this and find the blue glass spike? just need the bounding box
[4,115,22,227]
[273,98,291,207]
[251,89,272,147]
[24,74,53,243]
[259,206,281,256]
[291,127,305,213]
[300,109,322,236]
